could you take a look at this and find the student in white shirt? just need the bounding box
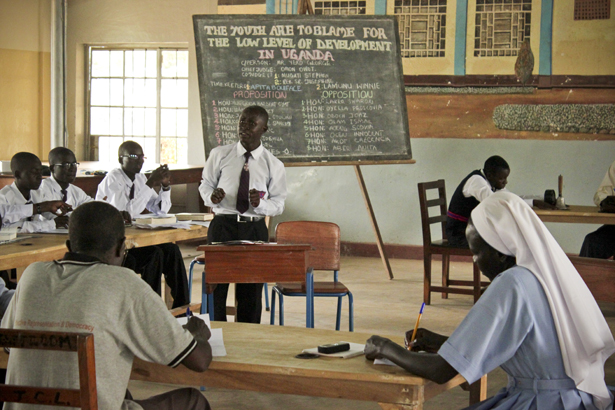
[580,160,615,259]
[199,105,287,323]
[0,152,71,233]
[33,147,93,222]
[96,141,190,308]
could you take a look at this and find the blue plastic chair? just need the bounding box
[269,221,353,331]
[188,256,270,315]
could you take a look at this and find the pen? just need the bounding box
[186,306,193,319]
[408,303,425,350]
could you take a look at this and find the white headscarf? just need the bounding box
[471,191,615,409]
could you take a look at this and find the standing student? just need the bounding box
[1,201,213,410]
[96,141,190,308]
[365,192,614,410]
[580,160,615,259]
[199,105,287,323]
[33,147,93,216]
[0,152,71,232]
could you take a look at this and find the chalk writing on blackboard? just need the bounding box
[194,15,411,164]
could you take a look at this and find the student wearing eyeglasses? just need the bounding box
[32,147,93,228]
[95,141,190,308]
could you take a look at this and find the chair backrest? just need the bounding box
[0,329,97,410]
[275,221,340,271]
[417,180,448,245]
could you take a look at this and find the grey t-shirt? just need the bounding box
[1,257,196,410]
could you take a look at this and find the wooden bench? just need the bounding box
[569,256,615,303]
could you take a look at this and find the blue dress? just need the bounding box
[438,266,613,410]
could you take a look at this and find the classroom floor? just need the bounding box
[128,245,615,410]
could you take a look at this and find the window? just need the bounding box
[314,1,366,14]
[574,0,610,20]
[394,0,447,58]
[88,47,189,164]
[474,0,532,57]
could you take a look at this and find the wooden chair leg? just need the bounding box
[442,254,450,299]
[423,253,432,305]
[473,262,481,303]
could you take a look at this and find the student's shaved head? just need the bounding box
[49,147,76,165]
[118,141,142,157]
[10,152,40,174]
[69,202,125,254]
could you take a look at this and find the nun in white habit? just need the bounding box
[365,191,615,409]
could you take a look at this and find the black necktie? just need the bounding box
[236,152,251,214]
[61,189,67,202]
[129,184,135,200]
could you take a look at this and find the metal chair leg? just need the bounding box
[335,296,342,331]
[264,283,270,311]
[270,288,277,325]
[348,292,354,332]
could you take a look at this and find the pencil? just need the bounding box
[408,302,425,350]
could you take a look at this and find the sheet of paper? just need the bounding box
[176,314,226,357]
[189,221,211,228]
[374,358,400,367]
[302,342,365,359]
[38,228,69,234]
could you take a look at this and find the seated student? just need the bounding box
[1,201,212,410]
[32,147,93,223]
[580,160,615,259]
[0,152,72,232]
[96,141,190,308]
[445,155,510,247]
[365,192,614,410]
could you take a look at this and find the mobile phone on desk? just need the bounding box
[318,342,350,354]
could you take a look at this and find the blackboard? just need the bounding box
[193,15,412,165]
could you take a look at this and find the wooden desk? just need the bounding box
[131,322,486,410]
[0,225,209,272]
[0,162,204,198]
[534,205,615,225]
[197,244,314,327]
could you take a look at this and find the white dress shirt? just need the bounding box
[594,160,615,206]
[463,170,533,206]
[33,176,93,209]
[95,168,171,219]
[0,183,55,232]
[199,142,287,217]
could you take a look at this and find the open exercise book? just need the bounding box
[176,313,227,357]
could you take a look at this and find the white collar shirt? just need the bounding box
[594,160,615,206]
[0,183,55,232]
[199,142,287,217]
[32,176,93,213]
[95,168,171,219]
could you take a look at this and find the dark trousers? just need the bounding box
[580,225,615,259]
[128,388,210,410]
[445,217,469,247]
[207,215,268,323]
[124,243,190,308]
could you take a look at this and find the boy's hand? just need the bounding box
[55,216,69,229]
[37,201,72,215]
[211,188,226,204]
[182,316,211,345]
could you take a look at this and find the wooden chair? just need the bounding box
[270,221,353,331]
[0,329,97,409]
[417,180,488,305]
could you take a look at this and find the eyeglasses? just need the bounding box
[52,162,80,169]
[121,154,146,161]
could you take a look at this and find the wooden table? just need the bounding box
[197,244,314,327]
[534,205,615,225]
[131,322,486,410]
[0,225,209,272]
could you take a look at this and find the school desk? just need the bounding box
[130,321,487,410]
[0,224,209,272]
[534,205,615,225]
[196,244,315,327]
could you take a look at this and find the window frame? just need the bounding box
[85,44,189,164]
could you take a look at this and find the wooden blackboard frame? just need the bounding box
[193,14,412,166]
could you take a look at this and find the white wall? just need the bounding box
[274,139,615,253]
[66,0,217,163]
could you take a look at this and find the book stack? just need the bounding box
[134,215,177,225]
[175,213,214,222]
